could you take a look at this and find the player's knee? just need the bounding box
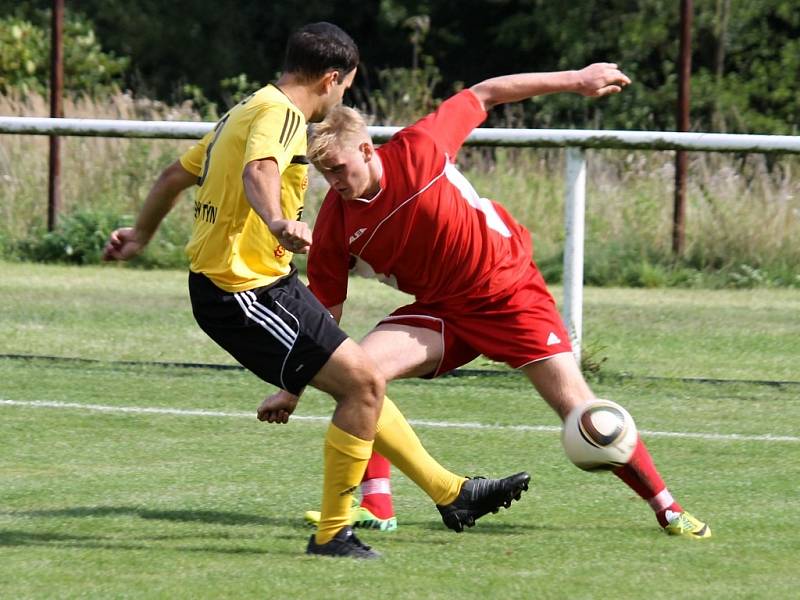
[349,365,385,408]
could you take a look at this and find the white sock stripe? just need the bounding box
[648,488,675,512]
[233,292,293,350]
[361,478,391,496]
[240,291,298,342]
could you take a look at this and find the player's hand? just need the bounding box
[103,227,145,261]
[269,219,312,254]
[257,389,299,424]
[575,63,631,97]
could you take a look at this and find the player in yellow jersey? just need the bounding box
[103,22,530,559]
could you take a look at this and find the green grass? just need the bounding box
[1,262,799,598]
[1,261,797,381]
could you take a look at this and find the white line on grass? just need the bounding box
[2,398,798,443]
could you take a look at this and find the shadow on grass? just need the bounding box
[0,528,285,555]
[3,505,279,526]
[0,505,313,555]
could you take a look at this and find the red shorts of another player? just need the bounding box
[377,262,573,378]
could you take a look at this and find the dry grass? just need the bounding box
[2,92,799,285]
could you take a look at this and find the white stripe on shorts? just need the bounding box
[244,290,298,342]
[233,291,296,350]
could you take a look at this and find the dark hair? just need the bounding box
[283,22,359,80]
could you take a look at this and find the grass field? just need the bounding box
[1,262,799,598]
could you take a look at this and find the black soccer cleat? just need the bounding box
[437,472,531,533]
[306,525,381,559]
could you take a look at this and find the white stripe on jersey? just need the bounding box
[233,291,296,350]
[358,165,447,256]
[443,160,511,237]
[357,153,511,259]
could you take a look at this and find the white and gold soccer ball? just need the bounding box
[561,399,638,471]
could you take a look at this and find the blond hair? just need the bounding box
[308,105,370,166]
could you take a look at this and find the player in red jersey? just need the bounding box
[261,63,710,538]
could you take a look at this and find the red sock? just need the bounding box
[612,436,682,527]
[359,451,394,519]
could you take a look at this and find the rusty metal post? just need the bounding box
[673,0,693,255]
[48,0,64,231]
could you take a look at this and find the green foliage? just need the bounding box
[127,217,191,270]
[4,1,798,132]
[16,210,122,265]
[13,207,189,269]
[178,84,219,120]
[177,73,265,121]
[0,18,47,96]
[579,336,609,381]
[0,13,127,97]
[219,73,263,108]
[61,15,128,97]
[368,61,442,124]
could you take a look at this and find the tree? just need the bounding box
[0,12,128,97]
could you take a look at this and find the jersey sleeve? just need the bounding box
[179,131,211,177]
[244,105,302,173]
[409,89,487,159]
[307,190,350,308]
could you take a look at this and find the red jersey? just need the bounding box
[308,89,534,308]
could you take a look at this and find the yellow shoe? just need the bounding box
[303,506,397,532]
[664,511,711,539]
[303,510,322,527]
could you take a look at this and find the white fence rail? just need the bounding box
[3,116,800,360]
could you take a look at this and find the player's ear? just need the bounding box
[322,69,340,92]
[360,142,373,162]
[318,70,339,94]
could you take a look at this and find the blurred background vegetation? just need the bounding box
[0,0,798,287]
[2,0,798,132]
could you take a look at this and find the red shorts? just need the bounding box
[378,262,573,377]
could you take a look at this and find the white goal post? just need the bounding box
[2,116,799,361]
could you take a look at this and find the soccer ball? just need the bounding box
[561,399,638,471]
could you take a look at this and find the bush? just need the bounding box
[15,208,191,270]
[16,210,122,265]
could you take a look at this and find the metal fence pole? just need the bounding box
[47,0,64,231]
[563,147,587,364]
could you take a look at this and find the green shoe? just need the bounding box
[303,505,398,532]
[352,506,398,532]
[664,511,711,539]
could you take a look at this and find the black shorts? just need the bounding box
[188,270,348,395]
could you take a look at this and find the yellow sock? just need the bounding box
[373,397,465,506]
[315,422,373,545]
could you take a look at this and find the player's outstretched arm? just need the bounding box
[103,160,196,261]
[470,63,631,111]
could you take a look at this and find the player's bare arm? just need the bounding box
[242,158,312,254]
[103,160,196,261]
[470,63,631,111]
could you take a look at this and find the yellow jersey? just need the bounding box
[180,84,309,292]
